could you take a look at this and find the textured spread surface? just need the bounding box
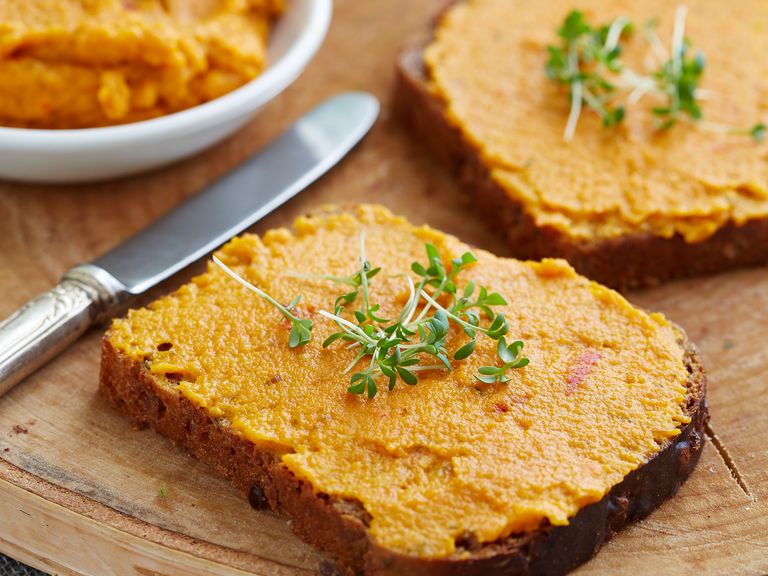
[107,205,690,559]
[0,1,765,572]
[0,0,281,128]
[424,0,768,242]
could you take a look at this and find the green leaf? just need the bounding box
[425,243,441,264]
[460,251,478,265]
[288,319,312,348]
[322,332,345,347]
[603,106,625,127]
[464,312,479,328]
[692,51,706,74]
[508,339,525,358]
[454,340,476,360]
[380,364,395,378]
[286,295,302,311]
[475,373,500,385]
[513,358,530,369]
[436,353,452,370]
[335,290,358,310]
[559,10,590,42]
[367,377,378,399]
[397,367,418,385]
[348,380,366,395]
[477,366,500,376]
[750,123,766,142]
[481,292,507,306]
[486,313,509,340]
[497,337,515,364]
[367,306,390,323]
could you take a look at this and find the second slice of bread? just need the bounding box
[395,41,768,290]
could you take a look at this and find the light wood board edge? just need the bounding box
[0,458,314,576]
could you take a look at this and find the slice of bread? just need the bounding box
[100,205,707,575]
[394,3,768,290]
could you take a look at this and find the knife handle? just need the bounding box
[0,265,128,397]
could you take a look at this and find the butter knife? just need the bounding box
[0,92,380,396]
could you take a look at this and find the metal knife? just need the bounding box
[0,92,380,397]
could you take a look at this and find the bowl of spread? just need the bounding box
[0,0,331,183]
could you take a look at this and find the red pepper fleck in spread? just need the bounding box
[565,350,602,395]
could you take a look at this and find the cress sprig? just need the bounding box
[319,232,527,397]
[213,233,529,399]
[213,255,313,348]
[546,10,632,141]
[546,6,765,141]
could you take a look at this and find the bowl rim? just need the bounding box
[0,0,332,147]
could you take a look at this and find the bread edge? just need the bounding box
[99,328,707,576]
[393,42,768,290]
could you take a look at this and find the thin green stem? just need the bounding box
[318,310,377,345]
[213,256,302,323]
[358,229,370,316]
[344,348,368,375]
[564,49,583,142]
[286,272,357,286]
[398,276,421,326]
[418,290,491,335]
[671,5,688,77]
[604,16,631,52]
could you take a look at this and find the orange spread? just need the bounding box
[424,0,768,243]
[107,205,691,558]
[0,0,282,128]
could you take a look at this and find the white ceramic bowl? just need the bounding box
[0,0,331,184]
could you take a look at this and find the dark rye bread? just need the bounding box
[99,329,707,576]
[394,44,768,290]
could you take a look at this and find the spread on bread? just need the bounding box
[107,205,691,558]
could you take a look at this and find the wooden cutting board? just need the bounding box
[1,1,767,575]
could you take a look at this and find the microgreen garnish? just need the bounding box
[749,123,766,142]
[546,5,765,141]
[319,236,526,398]
[648,6,695,129]
[476,338,530,384]
[213,255,313,348]
[546,10,632,141]
[214,234,529,399]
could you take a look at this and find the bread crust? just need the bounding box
[394,45,768,290]
[99,330,707,576]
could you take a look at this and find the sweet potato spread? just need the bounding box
[107,205,690,558]
[424,0,768,242]
[0,0,282,128]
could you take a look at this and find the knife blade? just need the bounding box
[0,92,380,396]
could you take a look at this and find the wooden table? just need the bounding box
[1,1,767,574]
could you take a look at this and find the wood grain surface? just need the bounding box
[1,1,767,575]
